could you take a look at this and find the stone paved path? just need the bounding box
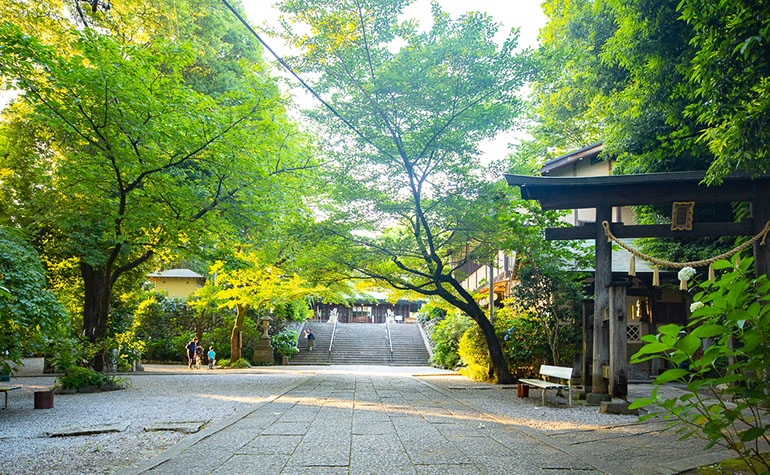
[119,368,735,475]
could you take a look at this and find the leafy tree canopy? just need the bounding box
[275,0,531,383]
[524,0,770,181]
[212,238,352,360]
[0,228,64,372]
[0,0,317,369]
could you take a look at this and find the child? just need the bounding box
[194,344,203,369]
[207,346,216,369]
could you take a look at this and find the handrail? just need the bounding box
[385,318,394,362]
[328,319,338,362]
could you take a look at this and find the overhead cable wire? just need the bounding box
[219,0,374,147]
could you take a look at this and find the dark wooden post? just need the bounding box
[751,198,770,400]
[751,198,770,279]
[582,300,594,392]
[592,206,612,395]
[609,283,629,398]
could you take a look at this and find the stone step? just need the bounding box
[288,322,430,366]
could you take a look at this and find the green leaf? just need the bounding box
[655,368,689,384]
[738,426,765,442]
[657,323,683,336]
[675,333,700,356]
[710,260,733,270]
[638,413,658,422]
[634,342,672,356]
[691,324,726,339]
[628,398,650,409]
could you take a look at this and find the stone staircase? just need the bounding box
[288,322,334,365]
[287,322,431,366]
[330,323,391,364]
[389,324,431,366]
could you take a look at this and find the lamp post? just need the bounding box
[489,258,494,325]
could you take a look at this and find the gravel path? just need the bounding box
[0,368,308,475]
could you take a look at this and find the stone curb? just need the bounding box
[115,375,311,475]
[7,368,312,378]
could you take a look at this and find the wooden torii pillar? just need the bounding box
[505,171,770,400]
[589,205,629,397]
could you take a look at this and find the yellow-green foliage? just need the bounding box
[429,311,473,369]
[458,306,551,382]
[458,326,491,381]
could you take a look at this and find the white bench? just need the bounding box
[0,385,21,410]
[519,365,573,407]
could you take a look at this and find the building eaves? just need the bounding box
[539,142,604,175]
[147,268,205,279]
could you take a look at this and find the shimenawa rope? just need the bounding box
[601,220,770,270]
[601,220,770,288]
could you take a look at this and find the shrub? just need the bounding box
[458,326,492,381]
[418,305,447,324]
[501,308,551,378]
[47,337,101,372]
[58,366,107,390]
[229,358,251,368]
[217,357,251,368]
[510,261,585,367]
[271,330,299,359]
[429,312,473,369]
[630,256,770,474]
[109,329,145,371]
[144,337,177,362]
[457,306,550,382]
[142,332,194,363]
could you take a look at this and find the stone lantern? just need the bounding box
[260,315,273,338]
[252,315,274,364]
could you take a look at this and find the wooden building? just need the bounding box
[311,299,423,323]
[147,269,206,299]
[505,171,770,398]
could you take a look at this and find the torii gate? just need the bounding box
[504,171,770,399]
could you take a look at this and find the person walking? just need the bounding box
[305,328,315,352]
[186,338,198,369]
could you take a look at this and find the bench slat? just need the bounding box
[539,365,573,380]
[518,379,566,389]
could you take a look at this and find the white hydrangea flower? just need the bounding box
[678,266,696,282]
[690,301,705,312]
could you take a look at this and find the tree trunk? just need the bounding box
[196,311,204,342]
[230,303,249,361]
[469,306,513,384]
[435,283,513,384]
[80,261,111,372]
[548,316,560,366]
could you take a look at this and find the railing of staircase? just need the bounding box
[328,319,338,363]
[385,318,394,362]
